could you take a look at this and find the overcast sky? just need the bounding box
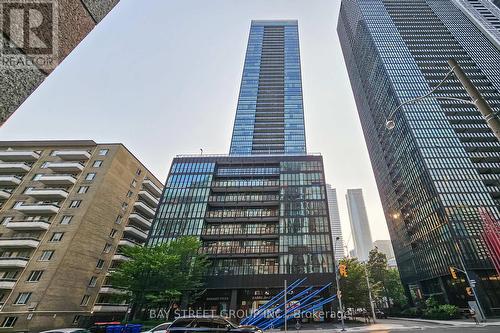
[0,0,390,247]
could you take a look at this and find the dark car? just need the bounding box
[375,310,387,319]
[167,316,262,333]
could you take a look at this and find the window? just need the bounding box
[121,202,128,211]
[109,229,118,238]
[60,215,73,225]
[39,250,54,261]
[1,317,17,328]
[26,270,43,282]
[88,276,98,287]
[103,243,112,254]
[73,315,81,325]
[70,200,81,208]
[98,149,108,156]
[85,173,96,181]
[92,160,103,168]
[80,294,90,306]
[115,216,123,225]
[50,232,64,242]
[14,292,31,305]
[126,190,133,198]
[131,179,137,188]
[136,168,142,176]
[77,186,89,194]
[96,259,105,269]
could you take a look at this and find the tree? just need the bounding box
[111,236,209,320]
[338,258,371,310]
[385,268,407,309]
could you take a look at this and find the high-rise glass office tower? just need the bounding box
[229,20,306,156]
[326,184,346,261]
[338,0,500,315]
[346,189,373,262]
[149,20,334,313]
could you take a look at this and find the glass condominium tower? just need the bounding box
[338,0,500,315]
[149,20,334,313]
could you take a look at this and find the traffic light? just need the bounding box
[449,266,458,279]
[466,287,473,296]
[339,264,348,277]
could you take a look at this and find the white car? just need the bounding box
[40,329,91,333]
[143,322,173,333]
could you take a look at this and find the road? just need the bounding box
[289,318,500,332]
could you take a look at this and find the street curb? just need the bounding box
[388,316,500,326]
[387,317,456,326]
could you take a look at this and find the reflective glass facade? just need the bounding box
[338,0,500,315]
[229,20,306,156]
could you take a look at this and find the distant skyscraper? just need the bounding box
[149,20,334,312]
[373,240,395,260]
[338,0,500,315]
[346,189,373,261]
[229,21,306,155]
[326,184,345,261]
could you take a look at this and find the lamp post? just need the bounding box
[334,237,346,331]
[385,58,500,141]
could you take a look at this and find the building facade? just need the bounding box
[0,141,162,331]
[326,185,345,261]
[338,0,500,315]
[345,189,373,261]
[148,20,335,313]
[373,240,395,260]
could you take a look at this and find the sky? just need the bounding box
[0,0,391,248]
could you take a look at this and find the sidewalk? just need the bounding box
[389,316,500,327]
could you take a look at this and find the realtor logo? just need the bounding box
[0,0,58,69]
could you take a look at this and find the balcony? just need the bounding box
[25,188,68,200]
[0,190,11,200]
[92,304,128,313]
[6,220,51,231]
[142,179,162,197]
[124,226,148,240]
[119,238,142,247]
[138,190,159,207]
[0,279,16,289]
[112,254,130,262]
[51,150,91,160]
[0,175,22,186]
[99,286,128,295]
[133,201,156,218]
[14,202,60,215]
[0,150,40,161]
[35,174,76,185]
[128,213,152,229]
[0,162,31,173]
[45,161,84,172]
[0,257,29,268]
[0,237,40,248]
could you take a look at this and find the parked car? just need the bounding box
[40,329,91,333]
[375,310,387,319]
[168,316,262,333]
[143,322,173,333]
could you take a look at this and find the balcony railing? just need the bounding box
[0,237,40,248]
[45,161,85,172]
[92,304,128,313]
[14,202,60,215]
[128,213,152,229]
[0,175,22,186]
[51,150,91,160]
[124,226,148,240]
[0,162,31,173]
[24,187,69,199]
[138,190,159,207]
[0,257,29,268]
[34,174,77,185]
[119,238,142,247]
[0,150,40,161]
[133,201,156,218]
[0,190,11,200]
[142,179,162,197]
[6,220,51,231]
[0,278,17,289]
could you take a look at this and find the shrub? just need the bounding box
[400,307,421,318]
[422,304,460,320]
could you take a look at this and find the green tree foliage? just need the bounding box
[111,236,209,319]
[338,258,371,309]
[367,248,407,310]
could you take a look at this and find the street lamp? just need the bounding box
[334,236,346,332]
[385,58,500,141]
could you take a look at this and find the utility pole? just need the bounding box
[448,58,500,141]
[364,264,376,324]
[284,279,287,333]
